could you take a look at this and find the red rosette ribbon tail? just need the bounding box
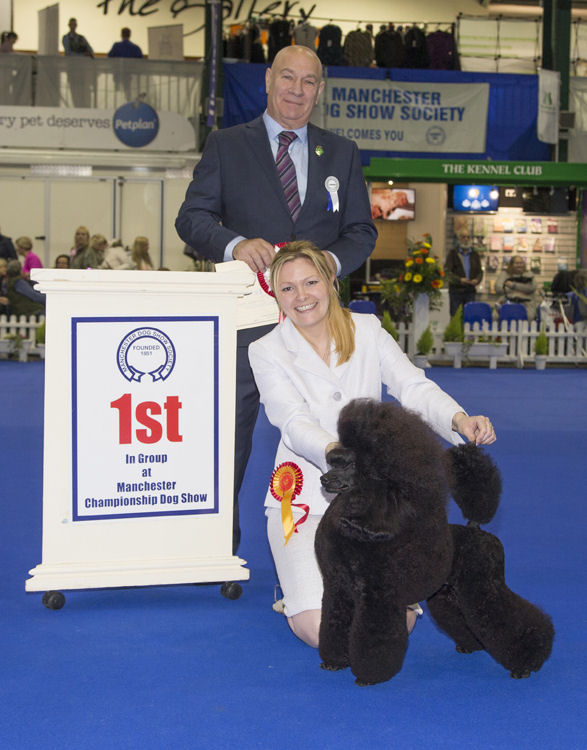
[257,242,288,323]
[270,461,305,544]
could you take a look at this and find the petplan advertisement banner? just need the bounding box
[322,79,490,153]
[0,104,195,150]
[72,317,218,521]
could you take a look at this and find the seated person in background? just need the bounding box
[495,255,538,321]
[568,269,587,322]
[2,260,45,316]
[131,236,154,270]
[70,226,90,264]
[103,239,133,269]
[71,231,106,269]
[0,257,8,314]
[15,236,43,277]
[54,254,70,269]
[0,226,17,261]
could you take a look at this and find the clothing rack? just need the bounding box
[224,16,455,32]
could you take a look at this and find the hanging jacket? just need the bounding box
[404,25,429,69]
[268,19,292,62]
[375,28,405,68]
[343,29,373,67]
[317,24,345,66]
[426,29,460,70]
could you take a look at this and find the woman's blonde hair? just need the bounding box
[15,236,32,251]
[270,241,356,365]
[90,233,107,250]
[131,236,153,265]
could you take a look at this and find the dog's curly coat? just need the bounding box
[315,398,554,685]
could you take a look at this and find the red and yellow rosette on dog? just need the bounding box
[270,462,306,544]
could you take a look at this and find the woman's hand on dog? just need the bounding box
[452,412,496,445]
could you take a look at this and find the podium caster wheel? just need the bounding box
[42,591,66,610]
[220,582,242,600]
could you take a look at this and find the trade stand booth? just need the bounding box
[361,157,586,303]
[26,264,279,608]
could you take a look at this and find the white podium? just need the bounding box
[26,265,278,606]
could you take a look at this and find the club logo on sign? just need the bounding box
[117,327,176,382]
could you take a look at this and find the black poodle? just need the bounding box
[315,398,554,685]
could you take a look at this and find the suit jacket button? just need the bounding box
[333,392,342,401]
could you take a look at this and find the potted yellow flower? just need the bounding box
[380,234,445,325]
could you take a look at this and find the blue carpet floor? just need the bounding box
[1,361,586,749]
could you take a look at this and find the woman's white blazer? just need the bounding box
[249,313,465,517]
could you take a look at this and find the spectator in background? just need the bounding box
[0,226,17,260]
[131,236,154,270]
[0,257,8,313]
[103,239,133,269]
[3,260,45,316]
[444,229,483,317]
[54,254,70,269]
[71,233,108,269]
[15,236,43,276]
[70,226,90,263]
[62,18,93,57]
[0,31,18,53]
[496,255,539,321]
[108,27,143,58]
[568,268,587,323]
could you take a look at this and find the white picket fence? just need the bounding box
[1,313,586,368]
[393,318,587,368]
[0,314,45,361]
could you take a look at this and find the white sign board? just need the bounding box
[148,24,184,61]
[38,4,59,56]
[73,317,218,522]
[323,79,490,153]
[0,106,195,151]
[538,69,560,145]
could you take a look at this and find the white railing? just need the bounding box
[0,314,45,362]
[428,320,587,367]
[2,313,586,367]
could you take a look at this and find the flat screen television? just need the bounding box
[452,184,499,212]
[371,187,415,221]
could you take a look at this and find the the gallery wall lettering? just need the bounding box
[96,0,317,34]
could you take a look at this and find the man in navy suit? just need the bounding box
[176,45,376,552]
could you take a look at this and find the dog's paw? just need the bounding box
[510,668,531,679]
[320,662,348,672]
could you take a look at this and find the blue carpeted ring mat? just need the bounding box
[1,361,586,749]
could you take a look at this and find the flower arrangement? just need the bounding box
[380,234,445,323]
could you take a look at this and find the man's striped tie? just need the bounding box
[276,131,301,222]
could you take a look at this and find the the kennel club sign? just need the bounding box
[72,316,218,521]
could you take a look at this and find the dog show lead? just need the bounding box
[248,241,496,648]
